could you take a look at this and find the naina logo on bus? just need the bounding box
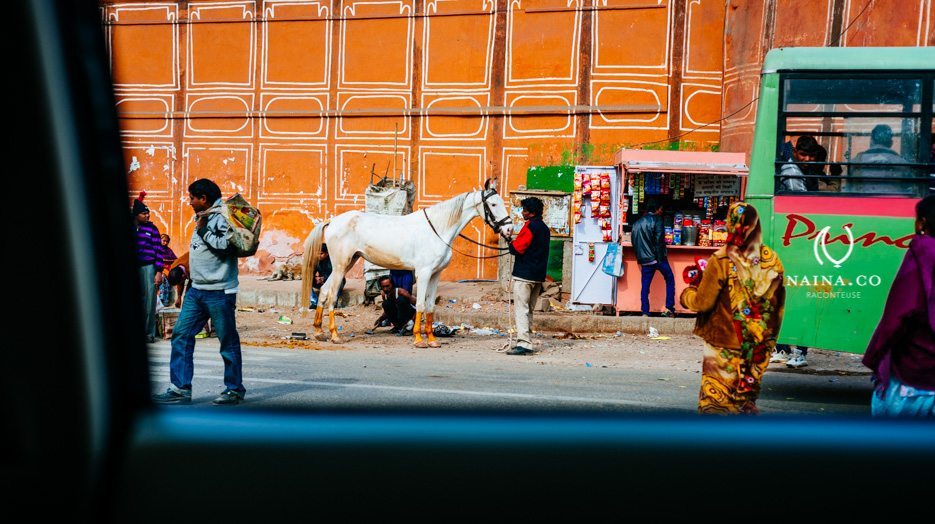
[782,214,913,269]
[781,214,910,295]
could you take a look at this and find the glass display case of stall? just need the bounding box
[613,150,748,315]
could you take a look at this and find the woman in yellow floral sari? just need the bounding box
[681,202,785,414]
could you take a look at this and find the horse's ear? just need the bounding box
[484,178,491,191]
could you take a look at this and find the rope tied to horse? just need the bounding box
[422,209,511,259]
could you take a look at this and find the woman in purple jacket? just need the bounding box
[863,196,935,417]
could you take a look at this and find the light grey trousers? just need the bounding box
[512,279,542,349]
[139,264,157,339]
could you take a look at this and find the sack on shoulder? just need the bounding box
[218,193,262,257]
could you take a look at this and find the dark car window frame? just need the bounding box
[13,1,935,518]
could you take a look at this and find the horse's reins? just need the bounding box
[423,190,513,259]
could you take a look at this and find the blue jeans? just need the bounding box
[309,278,346,308]
[872,375,935,417]
[169,287,245,395]
[639,259,675,315]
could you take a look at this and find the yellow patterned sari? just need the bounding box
[698,203,785,415]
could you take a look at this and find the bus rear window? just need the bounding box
[775,75,933,197]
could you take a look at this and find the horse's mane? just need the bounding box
[423,191,473,231]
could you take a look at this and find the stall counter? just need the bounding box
[615,243,719,315]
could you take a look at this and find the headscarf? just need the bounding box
[725,202,783,300]
[723,202,785,366]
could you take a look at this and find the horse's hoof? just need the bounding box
[414,341,429,348]
[314,332,329,341]
[330,337,342,344]
[428,340,441,348]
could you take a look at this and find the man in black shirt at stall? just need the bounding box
[631,200,675,317]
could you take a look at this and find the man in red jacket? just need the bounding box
[507,197,550,356]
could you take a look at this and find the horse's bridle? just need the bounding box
[422,189,513,259]
[479,189,513,240]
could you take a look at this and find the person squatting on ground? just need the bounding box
[152,178,246,406]
[681,202,786,415]
[308,243,333,308]
[631,199,675,317]
[132,192,164,343]
[507,197,550,356]
[373,273,416,335]
[862,195,935,417]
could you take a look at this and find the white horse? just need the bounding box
[301,178,513,347]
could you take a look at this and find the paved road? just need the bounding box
[149,340,872,415]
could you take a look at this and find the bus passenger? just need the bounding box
[848,124,913,194]
[778,135,821,192]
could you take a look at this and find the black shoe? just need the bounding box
[506,346,533,355]
[212,389,244,405]
[152,387,192,404]
[660,309,675,318]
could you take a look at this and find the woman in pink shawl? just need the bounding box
[862,196,935,417]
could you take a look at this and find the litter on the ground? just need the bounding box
[432,322,460,337]
[277,315,292,325]
[565,303,593,312]
[548,298,565,311]
[237,307,255,312]
[289,332,307,340]
[648,326,659,338]
[651,336,671,340]
[470,327,499,336]
[585,362,593,368]
[472,303,481,310]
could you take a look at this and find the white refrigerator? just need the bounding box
[571,166,619,306]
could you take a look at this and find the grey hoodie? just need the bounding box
[189,199,239,291]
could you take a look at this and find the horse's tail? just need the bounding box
[301,221,326,305]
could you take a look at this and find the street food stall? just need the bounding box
[613,150,748,314]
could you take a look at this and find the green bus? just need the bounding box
[747,47,934,353]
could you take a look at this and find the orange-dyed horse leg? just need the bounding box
[426,312,440,348]
[413,311,428,348]
[328,309,341,343]
[313,306,328,341]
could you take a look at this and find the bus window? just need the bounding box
[776,76,932,197]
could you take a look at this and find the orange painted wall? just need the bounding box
[107,0,725,278]
[720,0,935,157]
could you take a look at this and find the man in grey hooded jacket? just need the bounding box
[153,178,246,405]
